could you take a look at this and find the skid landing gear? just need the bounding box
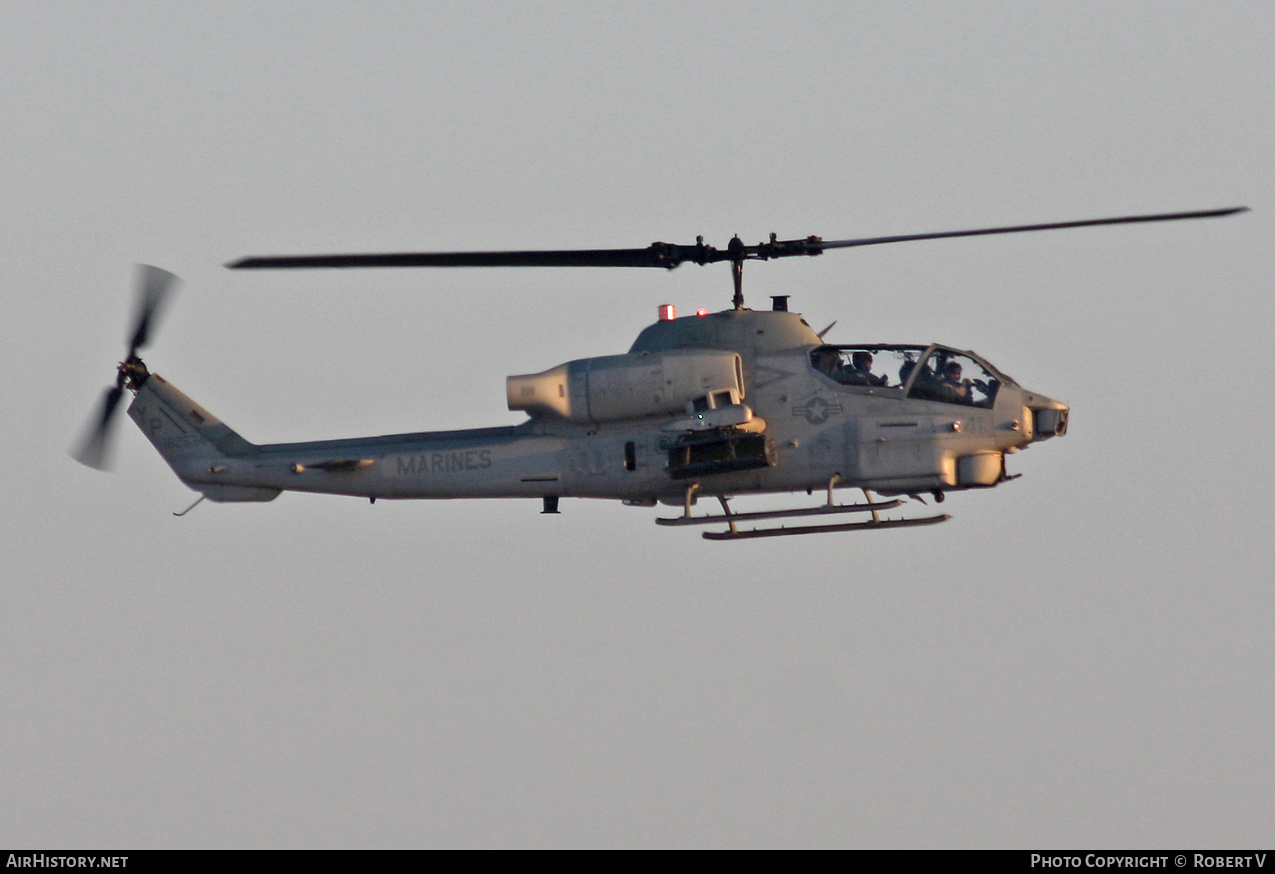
[656,478,950,540]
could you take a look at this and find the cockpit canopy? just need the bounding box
[809,344,1016,409]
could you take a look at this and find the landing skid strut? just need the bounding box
[656,478,950,540]
[701,513,949,541]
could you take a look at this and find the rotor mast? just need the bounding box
[729,237,744,310]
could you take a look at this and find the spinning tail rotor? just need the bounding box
[71,265,178,470]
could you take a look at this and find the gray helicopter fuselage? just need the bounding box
[77,205,1242,535]
[127,308,1066,506]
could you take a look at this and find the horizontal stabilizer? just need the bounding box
[290,459,375,473]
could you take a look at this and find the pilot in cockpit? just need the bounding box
[899,359,917,386]
[842,351,887,387]
[812,347,842,378]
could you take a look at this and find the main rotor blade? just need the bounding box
[227,243,716,271]
[71,384,125,470]
[226,206,1247,273]
[815,207,1249,251]
[129,264,178,353]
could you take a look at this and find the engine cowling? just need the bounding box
[507,350,743,423]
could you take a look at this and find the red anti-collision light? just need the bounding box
[696,308,707,317]
[658,304,676,321]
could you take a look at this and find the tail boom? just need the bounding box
[127,372,569,503]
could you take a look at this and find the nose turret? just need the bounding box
[1025,393,1068,442]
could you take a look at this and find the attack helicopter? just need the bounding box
[73,207,1246,540]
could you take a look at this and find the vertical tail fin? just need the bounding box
[127,373,280,502]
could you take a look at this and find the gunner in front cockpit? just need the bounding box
[935,360,972,403]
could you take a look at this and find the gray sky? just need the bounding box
[2,1,1270,849]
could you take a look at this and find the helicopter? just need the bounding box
[73,207,1246,540]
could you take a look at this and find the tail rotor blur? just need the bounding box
[71,265,178,470]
